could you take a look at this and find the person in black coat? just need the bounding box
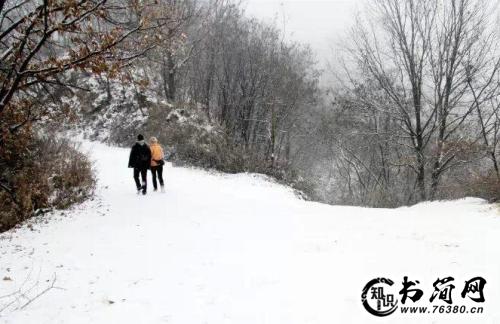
[128,134,152,195]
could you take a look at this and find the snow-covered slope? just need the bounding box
[0,142,499,323]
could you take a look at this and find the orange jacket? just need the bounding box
[150,143,164,167]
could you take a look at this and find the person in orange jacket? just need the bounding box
[149,137,165,192]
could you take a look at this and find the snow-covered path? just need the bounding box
[1,142,500,323]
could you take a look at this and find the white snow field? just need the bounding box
[1,141,500,324]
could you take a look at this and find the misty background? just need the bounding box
[244,0,360,69]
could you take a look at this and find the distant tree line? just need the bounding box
[132,0,320,169]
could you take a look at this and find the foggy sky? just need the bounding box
[243,0,362,67]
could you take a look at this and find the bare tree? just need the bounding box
[427,0,500,198]
[335,0,500,203]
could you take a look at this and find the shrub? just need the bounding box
[0,134,95,232]
[465,170,500,202]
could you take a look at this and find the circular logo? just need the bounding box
[361,277,399,317]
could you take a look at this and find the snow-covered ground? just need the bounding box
[0,142,499,323]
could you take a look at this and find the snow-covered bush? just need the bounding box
[146,103,244,172]
[0,135,95,232]
[454,170,500,203]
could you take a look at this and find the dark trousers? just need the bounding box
[133,168,148,191]
[151,165,164,190]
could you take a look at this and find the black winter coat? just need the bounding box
[128,142,152,169]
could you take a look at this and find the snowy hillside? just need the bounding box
[0,142,499,323]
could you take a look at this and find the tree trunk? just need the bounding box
[166,50,176,101]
